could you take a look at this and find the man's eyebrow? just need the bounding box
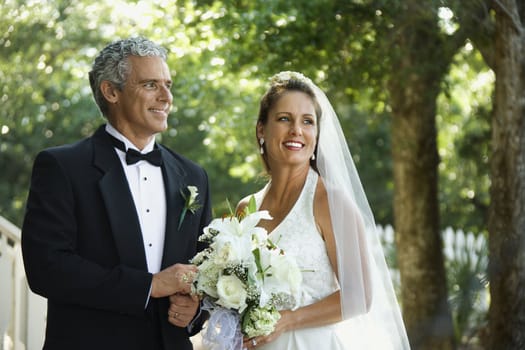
[137,78,172,84]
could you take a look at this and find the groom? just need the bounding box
[21,37,211,350]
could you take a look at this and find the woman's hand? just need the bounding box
[242,292,341,348]
[242,310,293,349]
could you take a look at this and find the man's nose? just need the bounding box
[159,85,173,103]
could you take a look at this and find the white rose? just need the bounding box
[195,258,220,298]
[216,275,248,312]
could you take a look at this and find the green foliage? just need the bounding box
[0,0,106,225]
[0,0,492,236]
[437,46,492,233]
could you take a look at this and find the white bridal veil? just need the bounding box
[308,77,410,349]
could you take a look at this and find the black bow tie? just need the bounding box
[125,148,163,166]
[107,132,163,166]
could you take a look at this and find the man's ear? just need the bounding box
[100,81,119,104]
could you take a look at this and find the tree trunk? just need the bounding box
[388,3,456,348]
[390,78,456,350]
[487,1,525,348]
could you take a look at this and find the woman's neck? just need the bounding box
[269,167,308,197]
[258,165,310,233]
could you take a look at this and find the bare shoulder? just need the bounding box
[313,176,332,239]
[314,174,339,273]
[314,176,330,212]
[315,176,329,204]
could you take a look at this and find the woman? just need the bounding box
[237,71,410,349]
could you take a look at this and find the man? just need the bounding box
[21,37,211,350]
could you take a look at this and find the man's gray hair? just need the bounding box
[89,36,168,117]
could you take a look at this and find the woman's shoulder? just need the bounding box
[235,195,252,215]
[236,180,269,215]
[314,173,328,203]
[313,175,332,237]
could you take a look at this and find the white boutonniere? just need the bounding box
[178,185,202,230]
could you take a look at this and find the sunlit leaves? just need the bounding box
[437,45,493,233]
[0,0,494,234]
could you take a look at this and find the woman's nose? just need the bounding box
[290,123,302,135]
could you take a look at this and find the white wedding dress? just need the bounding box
[253,168,347,350]
[242,72,410,349]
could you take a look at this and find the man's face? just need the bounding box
[111,55,173,141]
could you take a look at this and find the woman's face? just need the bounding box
[258,90,318,169]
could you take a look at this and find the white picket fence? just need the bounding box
[1,215,486,350]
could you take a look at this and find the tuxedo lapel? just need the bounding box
[159,146,188,268]
[93,126,148,270]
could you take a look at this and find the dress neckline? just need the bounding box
[257,168,317,237]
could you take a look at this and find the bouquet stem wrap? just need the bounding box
[202,298,243,350]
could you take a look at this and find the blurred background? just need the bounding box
[1,0,523,349]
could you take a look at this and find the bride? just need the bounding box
[236,71,410,350]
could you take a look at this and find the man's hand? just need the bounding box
[167,293,200,328]
[151,263,197,298]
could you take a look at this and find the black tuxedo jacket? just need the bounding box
[21,125,211,350]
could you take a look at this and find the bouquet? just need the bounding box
[191,197,302,349]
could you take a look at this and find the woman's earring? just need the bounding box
[259,138,265,154]
[311,153,316,160]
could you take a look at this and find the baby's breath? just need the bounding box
[189,248,211,265]
[269,293,296,310]
[270,71,313,87]
[225,264,248,283]
[198,228,220,243]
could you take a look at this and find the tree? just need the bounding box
[384,2,461,347]
[1,0,492,234]
[449,0,525,345]
[486,0,525,347]
[0,0,261,223]
[0,0,107,225]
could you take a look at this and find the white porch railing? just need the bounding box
[0,215,46,350]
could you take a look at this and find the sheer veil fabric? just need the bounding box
[310,80,410,349]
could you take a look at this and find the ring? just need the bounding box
[174,312,179,318]
[182,272,193,283]
[251,339,257,347]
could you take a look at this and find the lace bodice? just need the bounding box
[254,168,340,309]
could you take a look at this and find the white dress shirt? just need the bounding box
[105,124,166,274]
